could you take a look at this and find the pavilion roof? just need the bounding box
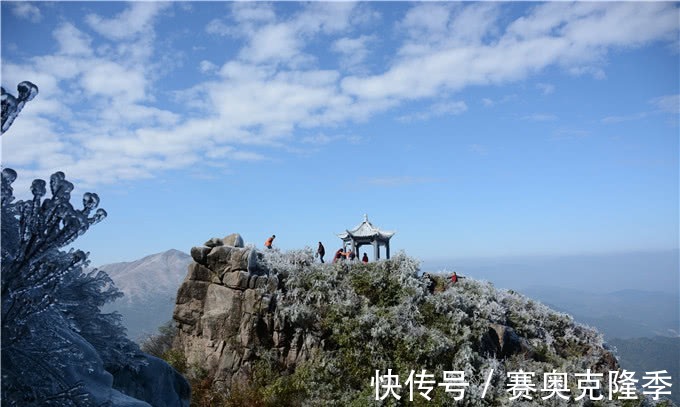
[337,215,395,241]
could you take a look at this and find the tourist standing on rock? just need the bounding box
[362,253,369,263]
[317,242,326,263]
[265,235,275,249]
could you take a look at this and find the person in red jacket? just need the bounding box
[450,272,465,284]
[264,235,275,249]
[362,253,369,263]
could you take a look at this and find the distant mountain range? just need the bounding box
[521,286,680,339]
[609,336,680,405]
[99,249,192,341]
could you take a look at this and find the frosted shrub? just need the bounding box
[234,249,622,406]
[1,169,142,405]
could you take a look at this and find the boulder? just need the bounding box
[222,270,251,290]
[190,246,211,265]
[222,233,244,248]
[206,246,250,274]
[186,262,213,282]
[204,237,224,248]
[482,323,534,359]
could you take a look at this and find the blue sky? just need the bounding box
[2,2,678,275]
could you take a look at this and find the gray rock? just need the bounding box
[190,246,211,265]
[204,237,224,248]
[482,323,534,359]
[187,263,213,282]
[222,233,244,248]
[247,249,267,275]
[175,280,210,305]
[206,246,250,274]
[173,235,311,390]
[222,271,251,290]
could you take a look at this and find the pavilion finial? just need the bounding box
[363,213,368,222]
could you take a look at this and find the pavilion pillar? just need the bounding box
[385,241,390,259]
[373,240,379,260]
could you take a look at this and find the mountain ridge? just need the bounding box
[98,249,192,340]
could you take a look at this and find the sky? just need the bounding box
[2,2,679,289]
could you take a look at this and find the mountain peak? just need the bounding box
[98,249,192,302]
[171,241,618,404]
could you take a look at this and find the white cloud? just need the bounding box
[199,60,218,74]
[345,2,677,101]
[231,2,276,24]
[601,112,648,124]
[300,133,360,146]
[332,35,376,71]
[398,3,500,57]
[53,24,92,56]
[239,23,303,65]
[206,19,230,36]
[80,62,146,102]
[398,101,468,122]
[3,2,678,189]
[204,146,265,161]
[219,2,361,67]
[11,2,42,23]
[651,94,680,115]
[601,94,679,124]
[85,2,170,41]
[300,134,338,145]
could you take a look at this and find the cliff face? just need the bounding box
[172,235,620,405]
[173,234,320,390]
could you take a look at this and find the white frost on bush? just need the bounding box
[1,169,152,406]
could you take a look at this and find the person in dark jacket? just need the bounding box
[423,273,436,294]
[317,242,326,263]
[362,253,369,263]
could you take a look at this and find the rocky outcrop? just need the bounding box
[481,323,534,359]
[173,234,317,388]
[173,237,619,402]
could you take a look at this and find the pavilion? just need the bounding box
[337,215,395,260]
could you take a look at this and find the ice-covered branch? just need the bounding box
[1,81,38,134]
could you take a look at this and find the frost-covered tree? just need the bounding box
[209,248,640,406]
[1,168,143,405]
[1,82,189,406]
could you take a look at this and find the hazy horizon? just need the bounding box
[421,248,679,294]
